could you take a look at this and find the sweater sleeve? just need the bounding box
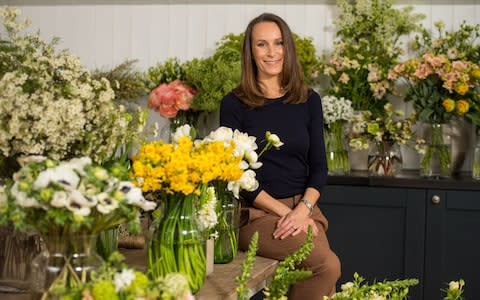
[307,92,328,193]
[219,93,262,204]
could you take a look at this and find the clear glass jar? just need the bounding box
[324,122,350,175]
[472,128,480,180]
[368,140,403,176]
[419,123,452,178]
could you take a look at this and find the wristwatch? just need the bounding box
[301,198,314,216]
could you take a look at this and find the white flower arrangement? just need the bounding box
[0,156,156,235]
[321,95,354,126]
[0,7,145,163]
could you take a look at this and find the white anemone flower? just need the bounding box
[11,182,40,208]
[172,124,193,144]
[66,201,91,217]
[62,156,91,175]
[69,190,97,208]
[50,191,69,208]
[113,269,135,292]
[96,192,119,214]
[117,181,156,211]
[34,165,80,189]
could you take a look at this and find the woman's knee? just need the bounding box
[307,249,341,281]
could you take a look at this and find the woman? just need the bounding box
[220,12,341,299]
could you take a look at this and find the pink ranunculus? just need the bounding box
[148,83,179,118]
[171,80,196,111]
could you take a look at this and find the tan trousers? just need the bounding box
[238,195,341,300]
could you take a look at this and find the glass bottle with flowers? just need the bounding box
[348,103,419,176]
[321,95,354,174]
[0,156,156,298]
[389,21,480,178]
[130,125,269,292]
[202,129,283,264]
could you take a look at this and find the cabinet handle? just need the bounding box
[431,195,441,204]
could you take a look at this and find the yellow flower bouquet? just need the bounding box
[130,125,265,292]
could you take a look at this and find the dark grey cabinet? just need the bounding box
[319,177,480,300]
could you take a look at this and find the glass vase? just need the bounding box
[30,234,103,298]
[324,122,350,175]
[368,141,403,176]
[212,182,240,264]
[420,123,452,178]
[148,193,206,293]
[0,225,42,292]
[97,227,119,260]
[160,110,200,142]
[472,127,480,180]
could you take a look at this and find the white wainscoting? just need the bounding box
[1,1,479,170]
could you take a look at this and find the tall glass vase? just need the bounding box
[324,122,350,175]
[97,227,119,260]
[368,140,403,176]
[30,233,103,298]
[212,181,240,264]
[473,127,480,180]
[148,193,206,293]
[420,123,452,178]
[161,110,200,142]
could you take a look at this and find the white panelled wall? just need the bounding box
[2,0,480,170]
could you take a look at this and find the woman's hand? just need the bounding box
[273,209,319,239]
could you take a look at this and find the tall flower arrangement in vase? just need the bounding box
[318,0,425,116]
[389,21,480,177]
[202,128,283,264]
[130,125,276,292]
[321,95,354,174]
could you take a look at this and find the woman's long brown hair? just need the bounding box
[233,13,310,108]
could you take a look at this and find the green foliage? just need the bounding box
[236,231,259,300]
[326,272,418,300]
[91,59,146,101]
[183,55,241,112]
[143,57,186,91]
[263,226,314,300]
[292,33,322,86]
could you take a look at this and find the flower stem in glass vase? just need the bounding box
[324,122,350,175]
[212,181,239,264]
[148,194,206,293]
[420,123,451,178]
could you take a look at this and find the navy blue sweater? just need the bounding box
[219,90,328,205]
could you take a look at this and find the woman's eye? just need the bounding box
[276,40,284,46]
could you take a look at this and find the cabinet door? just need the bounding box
[424,190,480,300]
[320,185,425,299]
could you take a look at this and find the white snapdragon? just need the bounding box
[321,95,354,125]
[113,268,135,292]
[196,186,217,230]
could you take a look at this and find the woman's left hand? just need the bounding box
[273,210,318,239]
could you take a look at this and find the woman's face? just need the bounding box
[251,21,284,81]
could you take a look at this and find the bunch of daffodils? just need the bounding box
[0,156,156,236]
[0,7,145,164]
